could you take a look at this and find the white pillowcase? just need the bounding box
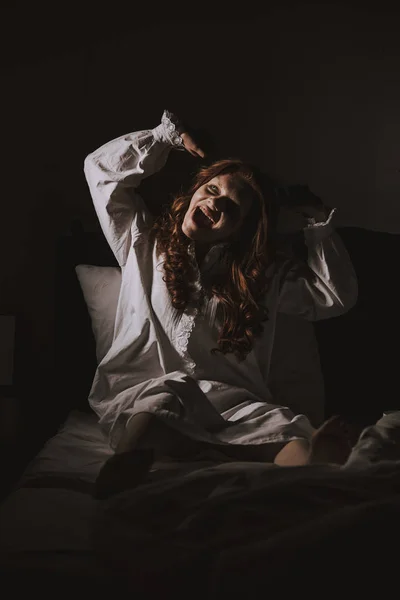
[75,264,324,425]
[75,264,122,363]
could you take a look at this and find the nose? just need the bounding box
[208,196,227,212]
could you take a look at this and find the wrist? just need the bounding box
[305,207,336,228]
[305,206,330,221]
[161,110,185,148]
[164,110,185,134]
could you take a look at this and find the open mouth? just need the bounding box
[192,206,219,229]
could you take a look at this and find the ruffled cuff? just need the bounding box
[152,109,185,150]
[304,208,337,243]
[305,207,336,228]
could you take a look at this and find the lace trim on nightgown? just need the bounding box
[171,245,202,374]
[174,311,198,375]
[172,243,228,375]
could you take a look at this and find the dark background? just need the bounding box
[1,1,399,447]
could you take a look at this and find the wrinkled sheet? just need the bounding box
[94,412,400,593]
[93,458,400,594]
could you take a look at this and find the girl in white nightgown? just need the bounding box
[84,110,358,496]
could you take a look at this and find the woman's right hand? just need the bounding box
[181,131,206,158]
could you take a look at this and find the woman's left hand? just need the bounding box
[286,186,330,221]
[181,131,206,158]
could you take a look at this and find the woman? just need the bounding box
[84,110,358,497]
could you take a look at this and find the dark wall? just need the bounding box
[2,2,399,424]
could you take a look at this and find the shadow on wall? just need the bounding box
[314,227,400,423]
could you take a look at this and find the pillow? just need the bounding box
[75,265,324,425]
[75,265,121,363]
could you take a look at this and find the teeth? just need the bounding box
[200,207,214,224]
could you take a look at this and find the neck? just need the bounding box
[194,243,210,266]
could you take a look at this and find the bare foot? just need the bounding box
[94,448,154,500]
[309,415,353,465]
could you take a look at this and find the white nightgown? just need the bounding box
[84,110,358,457]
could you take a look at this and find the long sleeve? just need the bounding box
[84,111,184,266]
[278,210,358,320]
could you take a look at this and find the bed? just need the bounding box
[1,222,399,594]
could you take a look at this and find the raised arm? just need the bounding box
[278,207,358,320]
[83,110,185,266]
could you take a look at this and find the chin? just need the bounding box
[182,226,208,242]
[182,219,204,241]
[181,221,194,240]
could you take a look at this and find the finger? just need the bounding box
[188,146,205,158]
[182,142,195,156]
[189,144,205,158]
[182,133,205,157]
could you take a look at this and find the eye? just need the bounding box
[207,185,219,194]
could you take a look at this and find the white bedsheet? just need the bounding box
[20,410,113,484]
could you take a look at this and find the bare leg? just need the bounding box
[95,413,207,499]
[274,439,310,466]
[274,416,354,467]
[95,414,158,500]
[116,413,155,453]
[308,415,353,465]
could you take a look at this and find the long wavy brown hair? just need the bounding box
[151,159,275,361]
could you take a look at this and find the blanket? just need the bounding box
[92,458,400,595]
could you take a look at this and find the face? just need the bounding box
[181,173,254,245]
